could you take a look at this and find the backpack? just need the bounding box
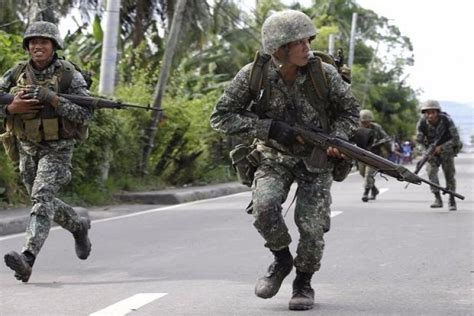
[241,50,355,182]
[10,58,93,91]
[248,50,350,132]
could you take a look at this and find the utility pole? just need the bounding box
[348,12,358,68]
[99,0,120,96]
[140,0,187,174]
[328,34,335,56]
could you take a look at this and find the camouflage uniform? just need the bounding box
[360,122,391,190]
[0,22,92,264]
[211,56,359,273]
[415,114,460,195]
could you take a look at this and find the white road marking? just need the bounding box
[331,211,343,217]
[379,188,389,195]
[89,293,167,316]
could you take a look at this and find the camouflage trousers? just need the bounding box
[426,154,456,194]
[18,139,81,257]
[359,163,377,189]
[251,160,332,274]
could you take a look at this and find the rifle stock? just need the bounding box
[293,126,465,200]
[0,92,161,111]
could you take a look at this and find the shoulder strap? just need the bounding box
[57,59,75,93]
[11,62,28,84]
[306,55,329,100]
[305,56,330,131]
[248,51,271,116]
[249,51,270,99]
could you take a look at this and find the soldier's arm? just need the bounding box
[324,63,360,140]
[441,116,462,153]
[55,70,93,124]
[210,63,272,142]
[0,68,17,118]
[415,120,428,150]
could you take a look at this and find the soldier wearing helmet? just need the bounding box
[357,109,392,202]
[0,21,92,282]
[210,10,360,310]
[415,100,461,211]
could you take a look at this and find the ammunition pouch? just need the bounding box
[5,115,88,143]
[332,158,354,182]
[0,130,19,162]
[230,144,260,187]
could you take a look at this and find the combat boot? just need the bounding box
[448,196,457,211]
[369,185,379,200]
[430,192,443,208]
[4,251,35,282]
[361,188,370,202]
[73,217,92,260]
[289,270,315,310]
[255,247,293,299]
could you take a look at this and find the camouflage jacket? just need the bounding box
[0,57,92,124]
[210,60,360,169]
[366,122,391,155]
[415,114,461,155]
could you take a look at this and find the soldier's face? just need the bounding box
[28,37,54,65]
[360,121,371,128]
[424,109,440,125]
[286,37,312,66]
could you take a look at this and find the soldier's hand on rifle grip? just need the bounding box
[434,145,443,155]
[326,146,346,159]
[22,85,60,108]
[269,121,296,148]
[6,91,43,114]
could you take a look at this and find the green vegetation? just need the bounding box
[0,0,420,206]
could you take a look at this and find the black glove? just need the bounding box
[269,121,296,148]
[22,85,58,106]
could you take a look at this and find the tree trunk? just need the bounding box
[140,0,187,175]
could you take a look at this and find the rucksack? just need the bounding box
[10,58,93,91]
[248,50,350,132]
[241,50,355,182]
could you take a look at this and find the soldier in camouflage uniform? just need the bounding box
[210,10,360,310]
[0,21,93,282]
[415,100,461,211]
[358,109,391,202]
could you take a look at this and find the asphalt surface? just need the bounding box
[0,153,472,315]
[0,182,250,236]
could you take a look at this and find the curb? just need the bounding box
[0,182,250,236]
[114,182,250,204]
[0,207,89,236]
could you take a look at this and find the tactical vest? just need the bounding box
[248,51,346,132]
[5,60,88,143]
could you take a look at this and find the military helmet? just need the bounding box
[23,21,63,50]
[360,109,374,122]
[420,99,441,113]
[261,10,317,55]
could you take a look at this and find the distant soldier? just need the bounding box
[210,10,360,310]
[358,109,391,202]
[0,21,93,282]
[415,100,461,211]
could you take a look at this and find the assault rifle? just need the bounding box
[0,92,161,112]
[293,125,464,200]
[404,137,441,189]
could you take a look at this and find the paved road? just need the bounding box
[0,153,472,315]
